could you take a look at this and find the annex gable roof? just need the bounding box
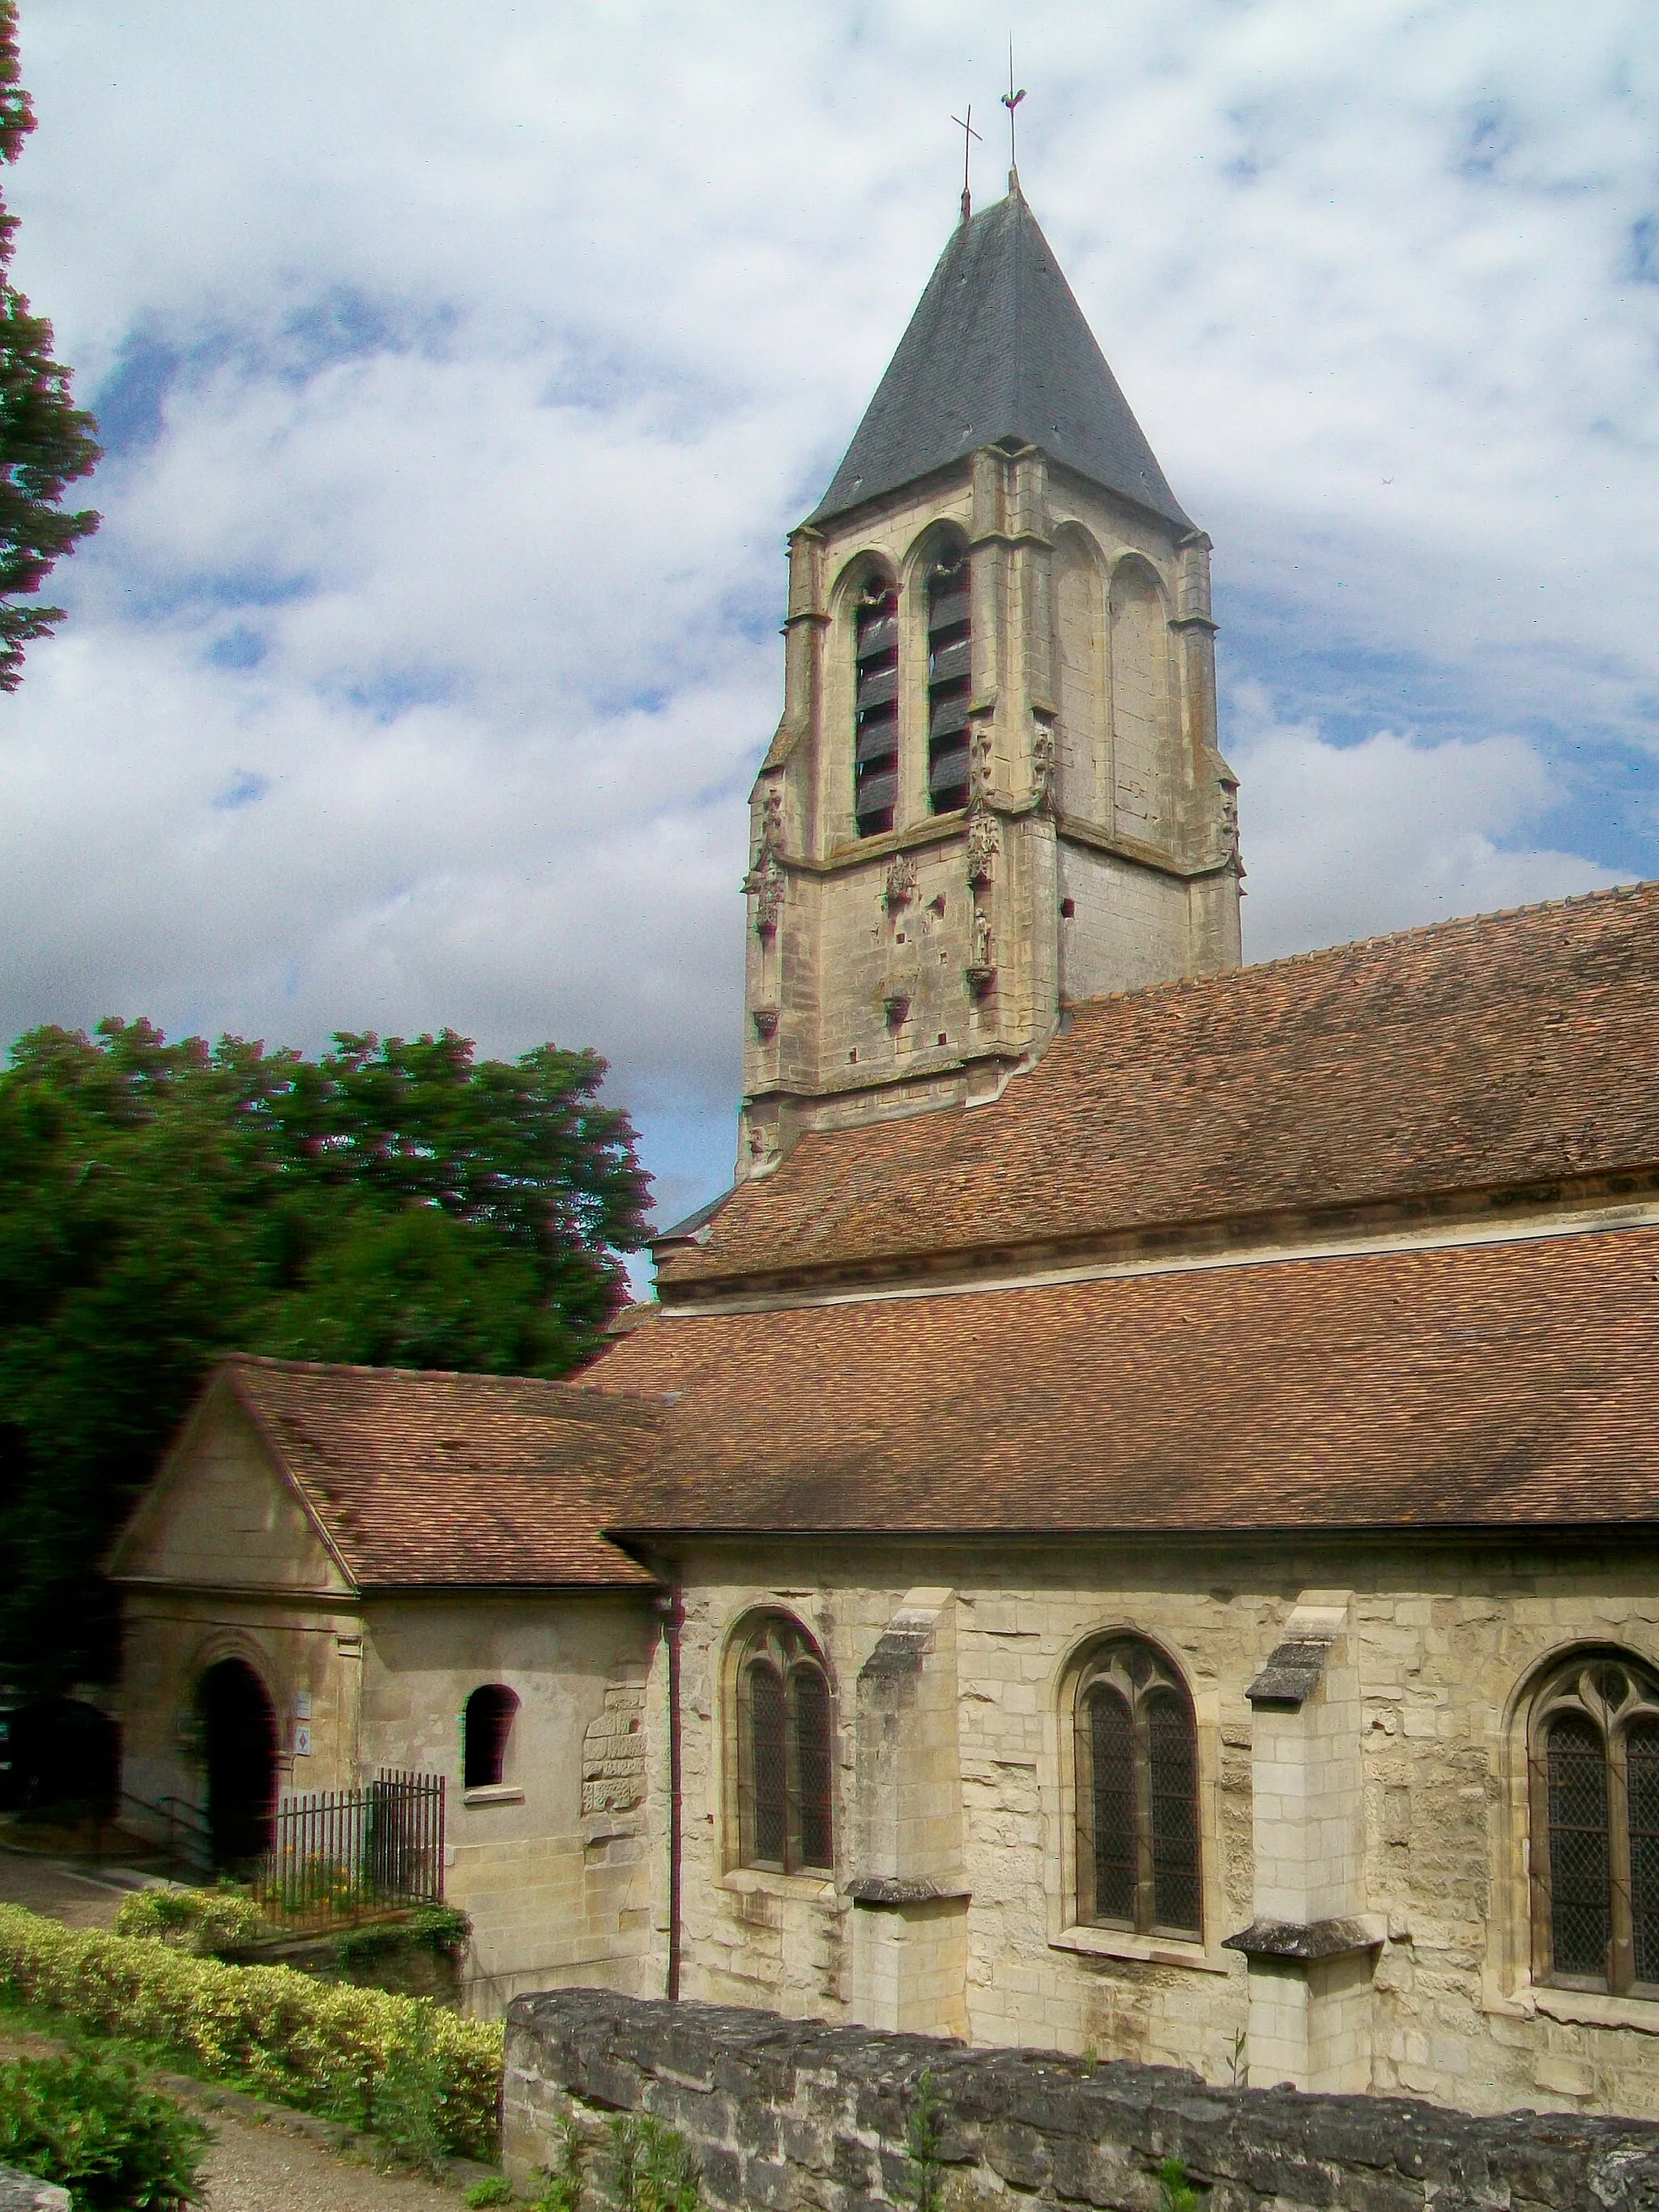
[111,1356,661,1592]
[595,1222,1659,1539]
[657,881,1659,1300]
[808,187,1192,531]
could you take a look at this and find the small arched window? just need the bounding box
[1074,1638,1201,1937]
[463,1684,519,1790]
[926,553,971,813]
[853,581,899,837]
[1529,1652,1659,1993]
[734,1616,834,1875]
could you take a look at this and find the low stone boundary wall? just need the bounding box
[505,1988,1659,2212]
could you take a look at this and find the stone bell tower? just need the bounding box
[738,181,1242,1177]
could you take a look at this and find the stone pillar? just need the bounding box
[847,1588,969,2038]
[1225,1591,1381,2092]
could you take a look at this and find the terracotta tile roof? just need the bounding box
[593,1224,1659,1535]
[221,1356,660,1589]
[659,881,1659,1295]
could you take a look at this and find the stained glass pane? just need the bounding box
[1547,1712,1610,1981]
[748,1664,787,1867]
[1089,1686,1136,1924]
[1628,1720,1659,1984]
[1148,1687,1201,1936]
[792,1667,834,1872]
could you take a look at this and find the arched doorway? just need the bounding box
[198,1659,278,1867]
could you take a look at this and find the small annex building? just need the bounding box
[109,1355,662,2010]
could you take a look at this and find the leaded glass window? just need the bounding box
[734,1616,834,1876]
[1529,1653,1659,1994]
[1074,1639,1201,1938]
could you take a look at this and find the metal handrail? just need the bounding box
[113,1789,213,1871]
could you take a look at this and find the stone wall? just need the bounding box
[659,1532,1659,2117]
[504,1987,1659,2212]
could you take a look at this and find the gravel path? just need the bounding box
[200,2113,464,2210]
[0,1848,130,1929]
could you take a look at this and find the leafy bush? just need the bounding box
[113,1886,263,1960]
[407,1905,471,1958]
[1156,2157,1205,2212]
[330,1924,403,1969]
[0,1903,502,2161]
[0,2049,208,2210]
[463,2179,514,2208]
[531,2112,586,2212]
[607,2113,701,2212]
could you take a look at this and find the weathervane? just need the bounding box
[951,103,982,221]
[1002,45,1026,189]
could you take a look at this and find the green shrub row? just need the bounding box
[0,1903,502,2163]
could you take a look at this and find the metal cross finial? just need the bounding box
[951,104,982,220]
[1002,44,1026,186]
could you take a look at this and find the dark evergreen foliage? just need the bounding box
[0,2,100,689]
[0,1018,652,1688]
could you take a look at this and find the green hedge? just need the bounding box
[0,1903,502,2162]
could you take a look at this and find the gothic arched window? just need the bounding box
[1529,1652,1659,1993]
[926,553,971,813]
[853,581,899,837]
[1074,1638,1201,1937]
[733,1615,834,1875]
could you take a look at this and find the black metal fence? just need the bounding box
[253,1768,446,1930]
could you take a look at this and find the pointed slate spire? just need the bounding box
[810,187,1192,531]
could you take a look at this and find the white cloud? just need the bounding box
[1233,684,1626,961]
[2,0,1656,1222]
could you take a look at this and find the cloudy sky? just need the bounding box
[4,1,1657,1238]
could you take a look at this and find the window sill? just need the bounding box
[1051,1924,1230,1975]
[1522,1985,1659,2035]
[463,1784,523,1807]
[722,1865,837,1903]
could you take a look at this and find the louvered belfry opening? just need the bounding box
[926,555,972,812]
[1075,1639,1201,1938]
[853,582,899,836]
[463,1683,519,1790]
[1530,1653,1659,1993]
[734,1616,834,1876]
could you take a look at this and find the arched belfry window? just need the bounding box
[733,1615,834,1875]
[1529,1652,1659,1993]
[1074,1638,1201,1937]
[926,553,971,813]
[853,581,899,837]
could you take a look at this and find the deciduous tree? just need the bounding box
[0,2,100,689]
[0,1019,652,1686]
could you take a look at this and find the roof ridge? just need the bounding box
[1064,874,1652,1021]
[223,1351,587,1391]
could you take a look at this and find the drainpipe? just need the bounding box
[655,1580,684,2001]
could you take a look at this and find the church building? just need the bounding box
[583,177,1659,2116]
[117,177,1659,2122]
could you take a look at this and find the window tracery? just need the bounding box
[732,1615,834,1876]
[1073,1637,1201,1937]
[1529,1651,1659,1993]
